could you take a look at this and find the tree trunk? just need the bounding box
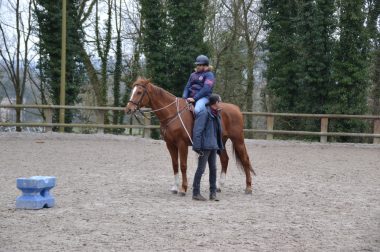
[372,48,380,115]
[15,0,22,132]
[244,45,255,138]
[80,45,102,103]
[113,0,123,133]
[15,92,22,132]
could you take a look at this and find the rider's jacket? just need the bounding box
[182,70,215,101]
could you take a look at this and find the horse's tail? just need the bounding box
[232,141,257,176]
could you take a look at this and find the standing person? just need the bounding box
[192,94,224,201]
[182,55,215,115]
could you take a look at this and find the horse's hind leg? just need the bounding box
[217,138,229,192]
[166,142,179,194]
[231,137,254,194]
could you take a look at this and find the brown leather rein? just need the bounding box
[128,84,193,141]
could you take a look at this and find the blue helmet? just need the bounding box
[194,55,209,65]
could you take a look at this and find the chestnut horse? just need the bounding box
[125,77,255,195]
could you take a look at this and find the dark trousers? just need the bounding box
[192,150,217,196]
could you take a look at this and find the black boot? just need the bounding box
[192,194,207,201]
[209,193,219,201]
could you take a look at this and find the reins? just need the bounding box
[132,98,177,124]
[128,83,194,145]
[150,99,177,113]
[176,98,193,145]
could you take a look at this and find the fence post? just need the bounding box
[143,112,151,138]
[44,108,53,133]
[374,119,380,144]
[320,117,329,143]
[97,110,105,134]
[266,115,274,140]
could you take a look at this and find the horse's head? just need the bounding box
[125,77,151,114]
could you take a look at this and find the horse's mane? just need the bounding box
[134,77,177,98]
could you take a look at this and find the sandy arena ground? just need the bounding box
[0,132,379,252]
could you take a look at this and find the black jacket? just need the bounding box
[192,106,224,151]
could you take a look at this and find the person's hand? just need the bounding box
[194,149,204,156]
[187,97,195,103]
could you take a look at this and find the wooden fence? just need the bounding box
[1,104,379,144]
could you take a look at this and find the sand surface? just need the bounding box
[0,133,379,251]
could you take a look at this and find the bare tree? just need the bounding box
[121,0,142,85]
[239,0,263,110]
[95,0,113,106]
[206,0,264,137]
[209,0,242,72]
[206,0,246,108]
[72,0,111,108]
[207,0,264,110]
[0,0,33,131]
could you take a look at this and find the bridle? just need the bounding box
[128,83,178,113]
[128,84,148,110]
[127,82,193,145]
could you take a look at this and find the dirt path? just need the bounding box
[0,133,379,251]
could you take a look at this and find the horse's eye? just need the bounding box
[137,91,142,95]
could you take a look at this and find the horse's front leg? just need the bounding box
[166,142,179,194]
[178,142,189,196]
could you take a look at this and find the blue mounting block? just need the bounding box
[16,176,56,210]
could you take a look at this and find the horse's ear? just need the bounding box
[141,77,152,86]
[133,76,146,86]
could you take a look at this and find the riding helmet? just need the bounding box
[194,55,209,66]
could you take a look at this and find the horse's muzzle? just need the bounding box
[125,103,137,114]
[125,107,132,114]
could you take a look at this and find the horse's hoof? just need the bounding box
[170,187,178,194]
[216,188,222,193]
[179,191,186,197]
[244,188,253,194]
